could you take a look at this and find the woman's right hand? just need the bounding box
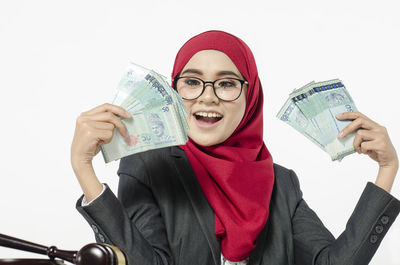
[71,103,131,172]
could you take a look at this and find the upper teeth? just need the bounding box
[195,112,222,118]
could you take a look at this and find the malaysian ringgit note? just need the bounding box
[277,79,358,161]
[100,62,188,163]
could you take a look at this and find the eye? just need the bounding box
[217,79,238,88]
[184,78,201,86]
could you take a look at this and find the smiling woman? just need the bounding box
[70,30,400,265]
[175,49,248,146]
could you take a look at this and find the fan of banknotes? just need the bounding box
[276,79,358,161]
[100,62,189,163]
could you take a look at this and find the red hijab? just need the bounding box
[171,30,275,262]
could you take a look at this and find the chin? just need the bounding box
[188,135,226,147]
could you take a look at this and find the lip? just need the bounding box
[192,110,223,129]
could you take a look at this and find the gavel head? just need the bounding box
[75,243,126,265]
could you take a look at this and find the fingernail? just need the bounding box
[125,111,131,117]
[336,113,342,118]
[338,131,344,138]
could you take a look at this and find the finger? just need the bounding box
[360,140,379,154]
[338,116,378,138]
[88,112,129,138]
[94,129,114,145]
[91,121,115,131]
[353,129,380,153]
[82,103,131,119]
[336,112,368,121]
[337,111,380,125]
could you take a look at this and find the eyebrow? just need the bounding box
[180,68,241,79]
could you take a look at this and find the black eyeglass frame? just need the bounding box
[173,76,248,102]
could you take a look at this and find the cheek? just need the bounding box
[183,101,193,114]
[225,99,247,133]
[235,97,247,123]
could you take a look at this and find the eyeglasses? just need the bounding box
[173,76,248,102]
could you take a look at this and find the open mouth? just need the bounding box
[194,111,223,124]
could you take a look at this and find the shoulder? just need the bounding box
[118,146,174,168]
[117,146,180,184]
[272,163,302,203]
[273,163,299,186]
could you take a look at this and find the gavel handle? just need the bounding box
[0,233,47,255]
[0,233,77,263]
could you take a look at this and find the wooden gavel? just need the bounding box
[0,233,126,265]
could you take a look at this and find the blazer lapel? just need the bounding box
[248,214,271,265]
[170,146,221,265]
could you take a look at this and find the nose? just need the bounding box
[198,83,219,103]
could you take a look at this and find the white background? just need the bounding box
[1,0,399,264]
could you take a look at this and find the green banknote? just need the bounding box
[277,79,358,161]
[101,62,188,163]
[277,81,325,150]
[101,104,188,163]
[150,70,189,132]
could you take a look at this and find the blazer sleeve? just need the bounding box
[75,155,172,265]
[290,170,400,265]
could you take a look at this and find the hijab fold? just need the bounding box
[171,30,275,262]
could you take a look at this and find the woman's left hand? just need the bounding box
[336,112,399,171]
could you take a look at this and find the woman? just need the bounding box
[71,30,400,265]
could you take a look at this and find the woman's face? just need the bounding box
[178,49,247,146]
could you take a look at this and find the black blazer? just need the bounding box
[76,146,400,265]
